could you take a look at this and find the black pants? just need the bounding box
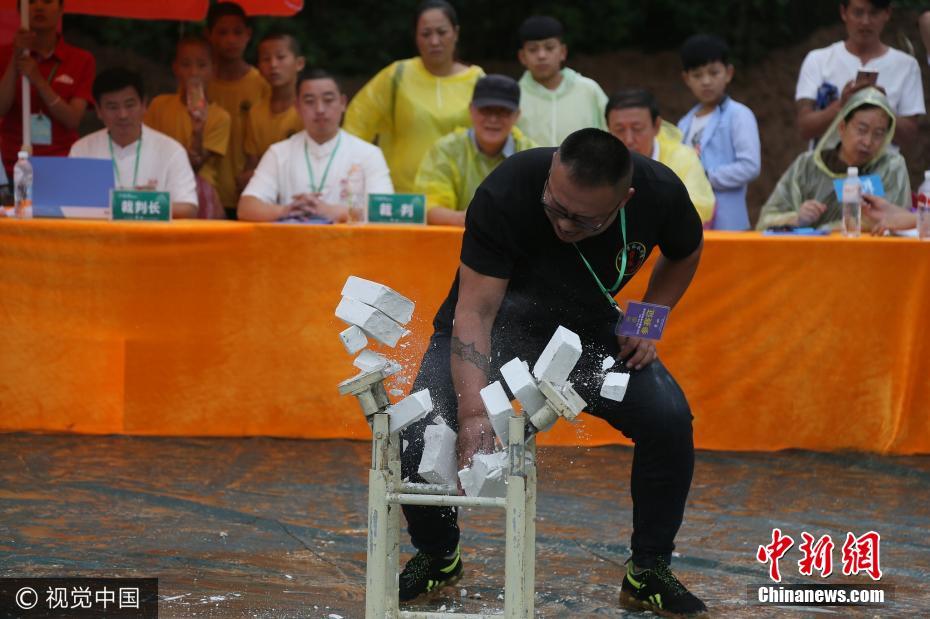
[399,323,695,569]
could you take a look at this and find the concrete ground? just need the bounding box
[1,434,927,618]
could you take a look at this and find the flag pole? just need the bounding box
[20,0,31,154]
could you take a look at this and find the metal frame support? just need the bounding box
[364,412,537,619]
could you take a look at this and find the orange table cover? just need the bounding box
[0,220,928,455]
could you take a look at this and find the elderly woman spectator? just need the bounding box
[757,87,910,230]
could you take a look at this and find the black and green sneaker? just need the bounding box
[619,558,708,618]
[398,546,464,602]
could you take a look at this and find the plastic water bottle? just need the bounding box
[917,170,930,242]
[345,164,367,224]
[841,166,861,238]
[13,150,33,219]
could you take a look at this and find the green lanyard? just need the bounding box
[303,133,342,193]
[572,209,628,310]
[107,134,143,189]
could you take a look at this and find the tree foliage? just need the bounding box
[67,0,928,78]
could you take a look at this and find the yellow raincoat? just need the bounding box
[415,126,536,212]
[343,57,484,193]
[655,120,716,223]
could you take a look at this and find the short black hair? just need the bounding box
[259,30,301,56]
[518,15,564,44]
[414,0,459,29]
[207,1,249,30]
[680,34,729,71]
[296,68,341,94]
[175,35,212,61]
[605,89,660,123]
[840,0,891,8]
[93,67,145,103]
[557,128,633,189]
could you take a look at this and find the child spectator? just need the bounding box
[515,15,607,147]
[677,34,760,230]
[0,0,95,178]
[206,1,270,218]
[145,36,231,217]
[240,31,306,188]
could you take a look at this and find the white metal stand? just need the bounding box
[339,370,537,619]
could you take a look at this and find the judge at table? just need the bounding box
[69,68,198,219]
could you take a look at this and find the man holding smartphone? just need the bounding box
[795,0,924,149]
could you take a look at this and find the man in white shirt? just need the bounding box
[238,68,393,222]
[69,68,198,218]
[795,0,924,149]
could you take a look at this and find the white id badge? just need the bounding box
[31,113,52,145]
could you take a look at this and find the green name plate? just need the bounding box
[367,193,426,224]
[110,190,171,221]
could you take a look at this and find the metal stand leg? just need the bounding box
[504,415,528,618]
[524,440,537,619]
[366,413,391,619]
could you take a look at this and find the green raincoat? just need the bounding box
[757,88,911,230]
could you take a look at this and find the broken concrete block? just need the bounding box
[600,372,630,402]
[341,276,415,325]
[335,296,409,347]
[386,389,433,433]
[500,358,546,416]
[533,326,582,386]
[479,381,514,446]
[458,467,476,496]
[418,423,457,485]
[353,349,401,376]
[601,356,616,372]
[467,451,509,498]
[339,325,368,355]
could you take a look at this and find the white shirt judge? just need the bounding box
[70,125,198,215]
[238,70,393,223]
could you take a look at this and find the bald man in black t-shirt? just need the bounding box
[398,128,708,617]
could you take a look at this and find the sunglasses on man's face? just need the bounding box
[540,179,623,232]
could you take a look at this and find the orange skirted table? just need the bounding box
[0,219,928,454]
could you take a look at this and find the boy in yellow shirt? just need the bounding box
[145,36,231,210]
[240,31,305,188]
[206,1,270,219]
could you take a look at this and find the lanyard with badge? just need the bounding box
[108,134,142,189]
[573,209,671,342]
[30,61,59,146]
[303,133,342,193]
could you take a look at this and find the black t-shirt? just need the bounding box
[434,147,703,342]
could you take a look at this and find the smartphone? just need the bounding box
[856,69,878,86]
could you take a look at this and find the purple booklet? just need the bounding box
[615,301,670,341]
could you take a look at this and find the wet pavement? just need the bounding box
[1,434,928,618]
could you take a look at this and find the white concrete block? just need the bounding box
[601,356,616,372]
[468,451,509,498]
[533,326,583,386]
[417,423,457,485]
[353,349,401,376]
[500,358,546,415]
[341,276,415,325]
[335,296,409,347]
[600,372,630,402]
[479,381,514,446]
[338,325,368,355]
[458,467,476,497]
[386,389,433,433]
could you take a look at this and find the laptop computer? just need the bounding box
[31,156,115,220]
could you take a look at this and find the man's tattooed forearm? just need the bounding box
[451,337,491,375]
